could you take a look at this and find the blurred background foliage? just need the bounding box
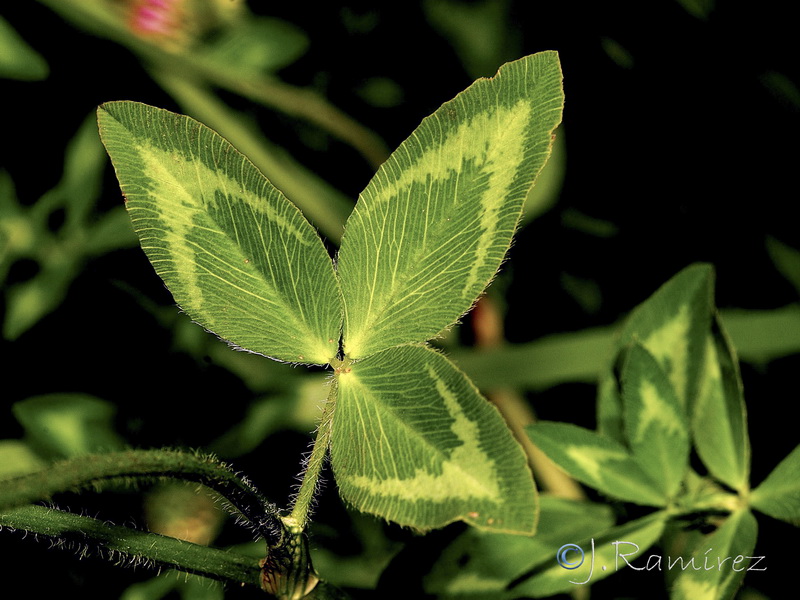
[1,1,798,598]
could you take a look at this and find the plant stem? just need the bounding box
[37,0,389,169]
[0,505,263,587]
[289,376,338,530]
[0,449,281,544]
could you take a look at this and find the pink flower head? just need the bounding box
[128,0,184,39]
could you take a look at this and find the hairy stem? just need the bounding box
[0,449,281,544]
[290,375,338,530]
[0,505,262,586]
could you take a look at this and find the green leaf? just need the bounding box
[596,368,625,442]
[201,17,308,75]
[621,343,689,498]
[693,316,750,492]
[0,440,44,480]
[423,496,614,598]
[53,112,108,228]
[356,77,404,108]
[153,74,354,245]
[3,266,74,340]
[617,263,715,410]
[446,306,799,392]
[331,344,537,533]
[766,236,800,295]
[337,51,564,359]
[0,16,49,80]
[750,444,800,525]
[720,305,800,365]
[526,422,666,506]
[84,206,139,255]
[12,394,126,458]
[97,101,342,365]
[670,509,758,600]
[0,172,23,280]
[423,0,516,79]
[512,511,667,597]
[449,324,614,391]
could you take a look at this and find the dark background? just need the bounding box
[1,1,797,598]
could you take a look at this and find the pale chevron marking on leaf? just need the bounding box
[348,363,501,502]
[140,139,311,244]
[360,101,531,317]
[135,148,300,314]
[333,345,537,532]
[100,102,341,364]
[463,101,532,297]
[564,445,631,481]
[632,380,685,443]
[377,102,530,213]
[642,304,691,406]
[338,54,564,360]
[363,101,531,211]
[559,442,666,506]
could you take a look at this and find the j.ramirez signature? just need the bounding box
[557,539,766,585]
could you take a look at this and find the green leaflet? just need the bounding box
[596,367,625,442]
[0,15,49,81]
[331,345,537,534]
[526,422,666,506]
[445,306,800,392]
[750,444,800,525]
[767,236,800,294]
[693,317,751,492]
[337,51,564,359]
[449,324,614,391]
[617,263,714,410]
[97,102,342,365]
[593,263,717,455]
[621,344,689,499]
[0,441,43,480]
[721,305,800,365]
[669,509,758,600]
[602,265,751,494]
[200,16,309,76]
[12,394,125,459]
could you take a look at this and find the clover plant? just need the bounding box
[1,51,564,598]
[95,49,563,536]
[423,264,799,599]
[2,44,795,600]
